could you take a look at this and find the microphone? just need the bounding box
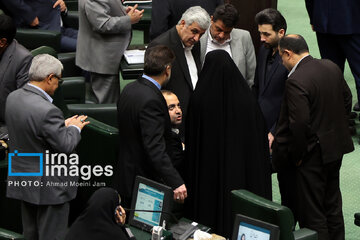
[123,208,179,223]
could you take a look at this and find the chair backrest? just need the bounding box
[30,46,58,58]
[231,189,295,240]
[16,28,61,52]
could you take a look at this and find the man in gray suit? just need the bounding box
[200,4,256,87]
[6,54,89,240]
[0,14,32,124]
[76,0,143,103]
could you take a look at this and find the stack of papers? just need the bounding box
[124,49,145,64]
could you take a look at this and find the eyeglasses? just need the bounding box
[49,74,63,84]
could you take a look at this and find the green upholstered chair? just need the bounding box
[0,228,24,240]
[65,0,79,11]
[63,11,79,29]
[231,189,318,240]
[16,29,61,52]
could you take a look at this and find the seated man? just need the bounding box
[162,90,185,177]
[3,0,78,52]
[200,3,256,87]
[0,14,32,124]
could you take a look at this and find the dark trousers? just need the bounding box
[296,146,344,240]
[60,27,78,52]
[316,32,360,103]
[21,201,70,240]
[277,166,298,224]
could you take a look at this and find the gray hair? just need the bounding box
[178,6,210,30]
[29,54,63,82]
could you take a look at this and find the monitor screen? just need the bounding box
[129,176,173,232]
[237,221,271,240]
[133,183,164,226]
[232,214,279,240]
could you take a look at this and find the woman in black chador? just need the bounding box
[65,187,128,240]
[185,50,272,237]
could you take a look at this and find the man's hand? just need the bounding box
[65,115,78,127]
[30,17,39,27]
[53,0,67,12]
[268,132,274,149]
[127,4,144,24]
[65,115,90,130]
[173,184,187,203]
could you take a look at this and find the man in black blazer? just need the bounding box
[149,6,210,137]
[114,45,187,207]
[252,9,296,220]
[0,14,32,124]
[150,0,223,41]
[273,35,354,240]
[305,0,360,111]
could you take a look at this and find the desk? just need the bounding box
[129,226,172,240]
[120,59,144,80]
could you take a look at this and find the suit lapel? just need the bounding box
[230,31,240,67]
[200,29,209,66]
[260,49,281,95]
[169,27,194,90]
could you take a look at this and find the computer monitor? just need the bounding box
[232,214,280,240]
[128,176,173,232]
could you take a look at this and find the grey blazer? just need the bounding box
[76,0,132,74]
[6,84,81,205]
[0,40,32,123]
[200,28,256,87]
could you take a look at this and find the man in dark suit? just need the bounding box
[273,35,354,240]
[2,0,78,52]
[149,6,210,136]
[150,0,223,41]
[0,14,32,124]
[115,45,187,207]
[305,0,360,111]
[162,90,184,178]
[252,8,296,220]
[6,54,89,240]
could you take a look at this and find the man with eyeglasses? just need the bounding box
[149,6,210,137]
[5,54,90,240]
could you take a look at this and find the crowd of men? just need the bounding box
[0,1,359,240]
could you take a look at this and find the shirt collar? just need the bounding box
[27,83,53,102]
[142,74,161,90]
[208,29,232,45]
[288,54,310,77]
[181,41,193,51]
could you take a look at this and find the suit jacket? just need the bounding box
[253,46,288,133]
[149,26,201,124]
[76,0,131,74]
[305,0,360,34]
[149,0,223,40]
[0,40,32,123]
[200,28,256,87]
[115,77,184,200]
[272,56,354,171]
[6,84,81,205]
[2,0,62,31]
